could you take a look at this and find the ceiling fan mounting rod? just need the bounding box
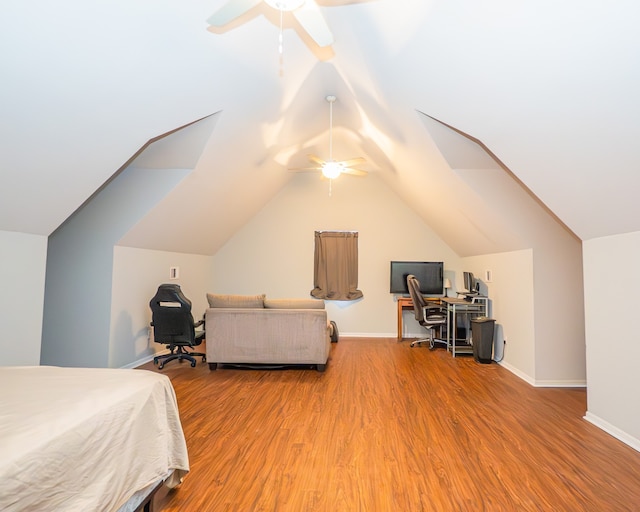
[326,95,336,161]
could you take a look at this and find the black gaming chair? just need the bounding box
[406,274,447,349]
[149,284,206,369]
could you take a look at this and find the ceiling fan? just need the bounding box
[207,0,338,50]
[290,95,368,180]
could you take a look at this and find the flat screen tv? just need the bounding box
[390,261,444,296]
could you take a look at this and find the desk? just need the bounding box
[442,297,487,357]
[398,296,488,355]
[396,296,447,340]
[396,297,413,339]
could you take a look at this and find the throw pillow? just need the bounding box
[263,298,325,309]
[207,293,265,308]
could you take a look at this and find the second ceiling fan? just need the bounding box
[290,95,368,180]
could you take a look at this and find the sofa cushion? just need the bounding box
[207,293,265,308]
[264,298,325,309]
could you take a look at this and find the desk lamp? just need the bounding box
[443,278,451,298]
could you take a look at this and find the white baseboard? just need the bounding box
[341,332,436,338]
[341,332,396,338]
[497,361,586,387]
[533,379,587,388]
[584,411,640,453]
[121,349,168,369]
[496,361,535,385]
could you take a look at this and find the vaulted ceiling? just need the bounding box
[2,0,639,255]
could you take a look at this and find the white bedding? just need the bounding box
[0,366,189,512]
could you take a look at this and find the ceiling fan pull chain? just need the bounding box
[329,96,333,160]
[278,8,284,54]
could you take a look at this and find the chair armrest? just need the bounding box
[194,319,205,328]
[423,305,446,321]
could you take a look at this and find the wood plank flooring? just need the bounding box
[139,338,640,511]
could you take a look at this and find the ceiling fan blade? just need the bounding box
[207,0,262,26]
[308,154,326,166]
[341,168,368,177]
[288,167,322,172]
[340,157,366,167]
[293,2,335,47]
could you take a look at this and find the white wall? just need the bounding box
[212,173,462,337]
[532,238,586,385]
[583,231,640,450]
[461,245,585,387]
[110,246,214,368]
[0,230,47,366]
[453,164,586,386]
[460,250,536,381]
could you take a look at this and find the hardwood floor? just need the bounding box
[139,338,640,511]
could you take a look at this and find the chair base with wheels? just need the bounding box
[409,327,447,350]
[154,342,206,369]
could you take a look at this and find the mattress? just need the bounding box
[0,366,189,511]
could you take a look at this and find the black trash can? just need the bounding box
[471,317,496,364]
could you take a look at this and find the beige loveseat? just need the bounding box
[204,294,332,372]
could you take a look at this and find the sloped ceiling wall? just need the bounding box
[41,116,216,367]
[2,0,639,252]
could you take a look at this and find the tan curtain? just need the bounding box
[311,231,363,301]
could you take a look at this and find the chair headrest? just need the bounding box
[150,284,192,311]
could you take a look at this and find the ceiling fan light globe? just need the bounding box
[265,0,305,11]
[322,161,342,179]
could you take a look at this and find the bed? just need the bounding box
[0,366,189,511]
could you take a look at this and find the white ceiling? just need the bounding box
[2,0,639,254]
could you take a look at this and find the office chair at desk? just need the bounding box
[406,274,447,349]
[149,283,206,369]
